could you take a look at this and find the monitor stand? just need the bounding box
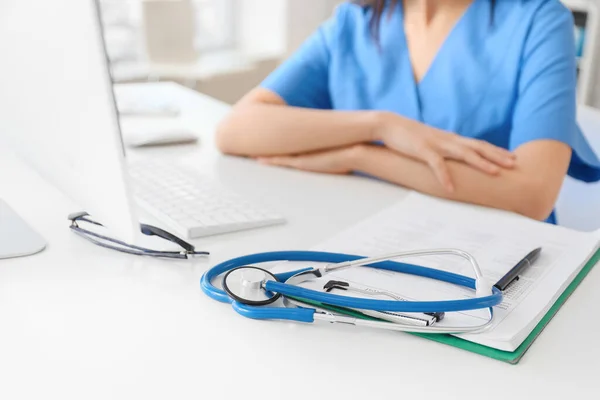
[0,199,46,259]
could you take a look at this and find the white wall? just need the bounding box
[594,40,600,107]
[200,0,340,103]
[583,0,600,108]
[237,0,340,58]
[563,0,600,108]
[286,0,341,56]
[237,0,288,59]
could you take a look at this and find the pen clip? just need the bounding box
[504,276,520,291]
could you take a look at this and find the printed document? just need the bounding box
[307,193,599,351]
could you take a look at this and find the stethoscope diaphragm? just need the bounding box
[222,266,281,306]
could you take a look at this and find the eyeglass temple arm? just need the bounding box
[140,224,197,253]
[68,211,103,227]
[68,211,199,254]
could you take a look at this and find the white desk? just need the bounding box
[1,82,599,400]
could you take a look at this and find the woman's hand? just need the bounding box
[256,147,357,175]
[374,112,516,192]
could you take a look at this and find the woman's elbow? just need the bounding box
[215,114,238,155]
[216,107,255,156]
[507,141,572,221]
[513,183,561,222]
[215,88,285,156]
[517,200,555,222]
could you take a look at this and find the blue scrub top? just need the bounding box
[261,0,600,186]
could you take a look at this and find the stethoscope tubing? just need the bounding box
[201,250,466,303]
[265,280,501,313]
[232,300,316,323]
[201,251,503,313]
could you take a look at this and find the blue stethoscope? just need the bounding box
[201,249,503,334]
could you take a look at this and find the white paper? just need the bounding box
[309,193,599,351]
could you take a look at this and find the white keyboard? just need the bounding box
[129,161,285,238]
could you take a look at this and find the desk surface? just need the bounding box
[1,82,599,400]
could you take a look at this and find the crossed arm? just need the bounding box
[216,88,572,221]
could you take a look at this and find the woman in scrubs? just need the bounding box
[216,0,600,222]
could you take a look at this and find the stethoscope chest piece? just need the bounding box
[223,266,280,306]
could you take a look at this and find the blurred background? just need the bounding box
[99,0,600,107]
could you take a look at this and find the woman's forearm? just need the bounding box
[216,91,516,188]
[350,144,568,221]
[216,103,378,157]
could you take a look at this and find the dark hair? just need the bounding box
[361,0,497,39]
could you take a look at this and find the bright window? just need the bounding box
[99,0,236,63]
[194,0,236,50]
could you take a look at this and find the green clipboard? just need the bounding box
[291,249,600,364]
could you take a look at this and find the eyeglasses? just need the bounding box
[68,212,209,259]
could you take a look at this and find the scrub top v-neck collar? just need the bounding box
[392,0,482,124]
[261,0,600,185]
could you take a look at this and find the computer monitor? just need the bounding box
[0,0,138,241]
